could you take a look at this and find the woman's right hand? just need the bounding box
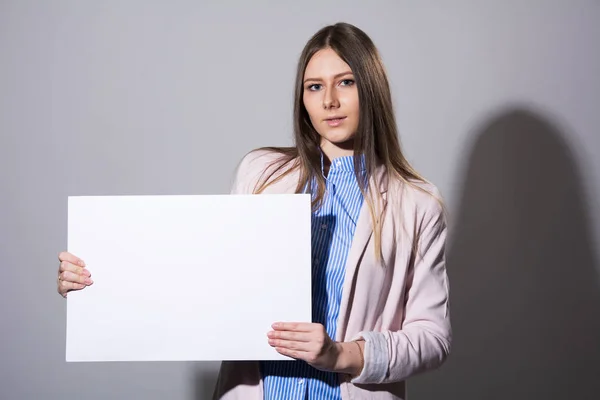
[57,251,93,298]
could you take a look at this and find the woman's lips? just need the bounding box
[325,116,346,127]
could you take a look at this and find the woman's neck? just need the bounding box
[320,138,354,162]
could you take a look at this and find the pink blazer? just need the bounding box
[213,150,451,400]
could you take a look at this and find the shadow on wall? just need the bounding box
[411,107,600,399]
[192,362,220,400]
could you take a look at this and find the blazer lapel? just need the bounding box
[336,164,388,341]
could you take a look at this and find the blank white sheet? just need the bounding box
[66,194,312,362]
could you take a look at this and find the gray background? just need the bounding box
[1,1,599,399]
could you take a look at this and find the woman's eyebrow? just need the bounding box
[303,71,353,84]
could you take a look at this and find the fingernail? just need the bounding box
[85,278,93,285]
[79,260,85,267]
[83,269,91,276]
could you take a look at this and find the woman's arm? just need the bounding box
[349,194,451,384]
[332,339,366,377]
[270,194,451,383]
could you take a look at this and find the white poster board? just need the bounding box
[66,194,312,362]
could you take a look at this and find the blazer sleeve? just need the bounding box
[351,191,452,384]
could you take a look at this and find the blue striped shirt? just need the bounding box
[260,153,366,400]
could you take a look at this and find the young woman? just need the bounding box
[56,22,451,400]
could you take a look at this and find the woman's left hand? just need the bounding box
[267,322,341,372]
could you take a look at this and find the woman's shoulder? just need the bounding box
[237,148,288,173]
[230,147,297,194]
[403,179,442,200]
[390,176,446,221]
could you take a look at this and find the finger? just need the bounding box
[275,347,311,361]
[58,278,86,293]
[58,251,85,267]
[267,330,311,342]
[59,270,93,286]
[269,338,312,352]
[59,261,91,277]
[272,322,314,332]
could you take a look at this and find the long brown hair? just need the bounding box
[252,22,433,261]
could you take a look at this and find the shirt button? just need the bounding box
[298,378,305,385]
[321,224,327,229]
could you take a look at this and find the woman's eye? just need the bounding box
[340,79,355,86]
[308,84,322,91]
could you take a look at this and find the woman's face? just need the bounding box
[302,48,359,158]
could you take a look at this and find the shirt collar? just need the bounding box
[319,148,366,177]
